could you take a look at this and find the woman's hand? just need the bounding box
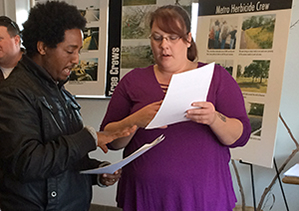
[185,101,217,125]
[132,100,163,128]
[186,101,243,145]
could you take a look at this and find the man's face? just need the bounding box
[41,28,83,82]
[0,26,20,66]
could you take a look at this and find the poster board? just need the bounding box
[196,0,293,168]
[59,0,109,97]
[118,0,194,94]
[33,0,109,97]
[35,0,196,97]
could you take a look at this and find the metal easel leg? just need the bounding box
[239,160,256,211]
[273,158,289,211]
[239,159,290,211]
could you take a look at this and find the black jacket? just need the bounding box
[0,55,101,211]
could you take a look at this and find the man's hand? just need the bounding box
[96,125,137,153]
[99,169,122,186]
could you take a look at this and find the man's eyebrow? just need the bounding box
[68,44,79,48]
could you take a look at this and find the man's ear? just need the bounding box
[37,41,47,55]
[14,35,21,46]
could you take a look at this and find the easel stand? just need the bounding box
[239,160,256,211]
[273,158,289,211]
[239,159,290,211]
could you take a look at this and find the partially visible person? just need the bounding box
[0,2,136,211]
[229,25,237,49]
[220,20,230,49]
[0,15,23,210]
[101,5,251,211]
[0,16,23,81]
[213,19,221,49]
[208,22,215,49]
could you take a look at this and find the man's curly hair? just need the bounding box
[22,1,87,57]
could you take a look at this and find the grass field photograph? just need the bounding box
[240,14,276,49]
[121,45,154,68]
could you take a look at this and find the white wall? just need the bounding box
[2,0,299,210]
[14,0,30,30]
[0,0,4,15]
[0,0,16,20]
[76,98,122,206]
[0,0,30,28]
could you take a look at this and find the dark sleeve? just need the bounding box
[0,86,97,182]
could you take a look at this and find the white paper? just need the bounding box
[146,62,215,129]
[80,134,165,174]
[284,163,299,177]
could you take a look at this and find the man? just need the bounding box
[0,2,136,211]
[0,16,23,81]
[220,20,230,49]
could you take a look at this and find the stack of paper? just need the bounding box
[146,62,214,129]
[80,134,165,174]
[284,163,299,177]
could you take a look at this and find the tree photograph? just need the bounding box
[236,60,270,93]
[247,102,264,137]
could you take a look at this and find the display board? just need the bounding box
[118,0,194,95]
[105,0,122,96]
[196,0,293,168]
[33,0,109,97]
[48,0,195,97]
[61,0,108,97]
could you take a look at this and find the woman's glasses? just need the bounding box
[149,33,181,44]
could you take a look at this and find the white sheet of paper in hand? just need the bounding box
[80,134,165,174]
[284,163,299,177]
[146,62,215,129]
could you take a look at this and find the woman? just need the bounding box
[101,5,251,211]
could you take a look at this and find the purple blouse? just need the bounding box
[101,63,251,211]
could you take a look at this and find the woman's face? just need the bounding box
[150,21,191,73]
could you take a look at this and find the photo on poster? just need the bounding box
[69,58,98,82]
[123,0,156,6]
[62,0,101,23]
[79,6,100,23]
[121,45,154,69]
[52,0,108,96]
[246,101,264,138]
[120,1,193,71]
[82,27,99,51]
[240,14,276,49]
[122,5,156,39]
[208,17,239,50]
[122,2,192,40]
[207,59,234,76]
[236,60,270,94]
